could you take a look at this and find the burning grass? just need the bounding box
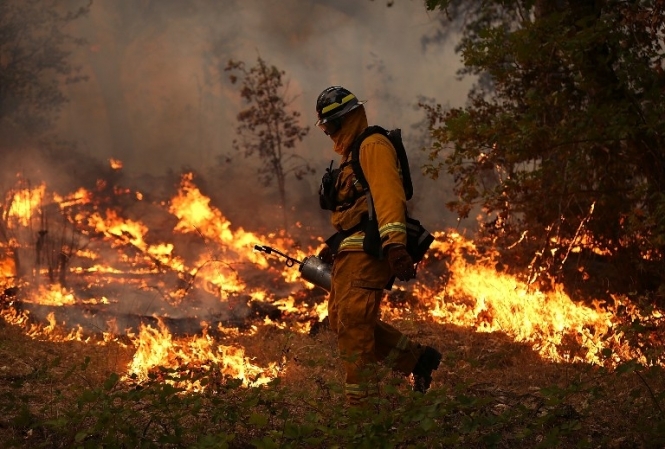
[1,167,665,447]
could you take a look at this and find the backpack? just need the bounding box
[349,126,414,201]
[347,126,434,263]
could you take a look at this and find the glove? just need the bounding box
[317,245,334,265]
[387,245,415,281]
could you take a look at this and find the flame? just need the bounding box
[85,209,182,270]
[53,187,92,209]
[87,210,148,248]
[125,319,278,389]
[168,173,316,288]
[25,285,76,306]
[109,158,123,170]
[169,173,270,267]
[5,184,46,227]
[0,173,302,391]
[1,308,89,343]
[0,256,15,278]
[1,171,663,396]
[400,232,629,366]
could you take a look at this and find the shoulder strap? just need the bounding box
[348,126,413,201]
[386,128,414,201]
[348,125,388,193]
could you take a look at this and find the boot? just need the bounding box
[412,346,442,393]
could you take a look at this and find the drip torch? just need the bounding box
[254,245,331,292]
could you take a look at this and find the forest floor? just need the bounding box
[1,301,663,449]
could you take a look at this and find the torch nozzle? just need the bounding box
[253,244,303,267]
[254,244,271,254]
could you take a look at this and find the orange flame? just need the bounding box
[403,232,625,366]
[0,257,15,278]
[125,319,279,389]
[1,171,663,395]
[169,173,269,267]
[5,184,45,227]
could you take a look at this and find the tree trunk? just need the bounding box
[276,165,288,234]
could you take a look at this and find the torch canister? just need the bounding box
[299,256,332,292]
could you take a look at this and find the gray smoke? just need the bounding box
[27,1,474,233]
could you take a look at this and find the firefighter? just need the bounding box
[315,85,442,405]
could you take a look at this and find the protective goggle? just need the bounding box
[316,118,342,136]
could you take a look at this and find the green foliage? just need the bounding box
[0,0,89,135]
[5,356,663,449]
[422,0,665,289]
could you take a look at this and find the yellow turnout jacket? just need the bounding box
[328,106,408,254]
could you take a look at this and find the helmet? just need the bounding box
[315,86,365,133]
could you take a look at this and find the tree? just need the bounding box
[422,0,665,292]
[224,56,313,232]
[0,0,89,137]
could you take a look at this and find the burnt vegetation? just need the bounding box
[1,0,665,448]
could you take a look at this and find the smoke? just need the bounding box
[12,0,472,234]
[0,1,478,334]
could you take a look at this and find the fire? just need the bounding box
[5,183,46,227]
[25,285,76,306]
[189,253,248,296]
[402,232,627,366]
[169,173,315,285]
[2,308,88,343]
[0,172,315,391]
[1,170,663,395]
[126,319,278,389]
[169,173,270,268]
[53,187,92,209]
[87,209,148,248]
[0,257,15,278]
[85,209,182,270]
[109,158,123,170]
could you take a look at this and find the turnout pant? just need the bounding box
[328,250,424,404]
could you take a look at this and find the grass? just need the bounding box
[1,306,664,449]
